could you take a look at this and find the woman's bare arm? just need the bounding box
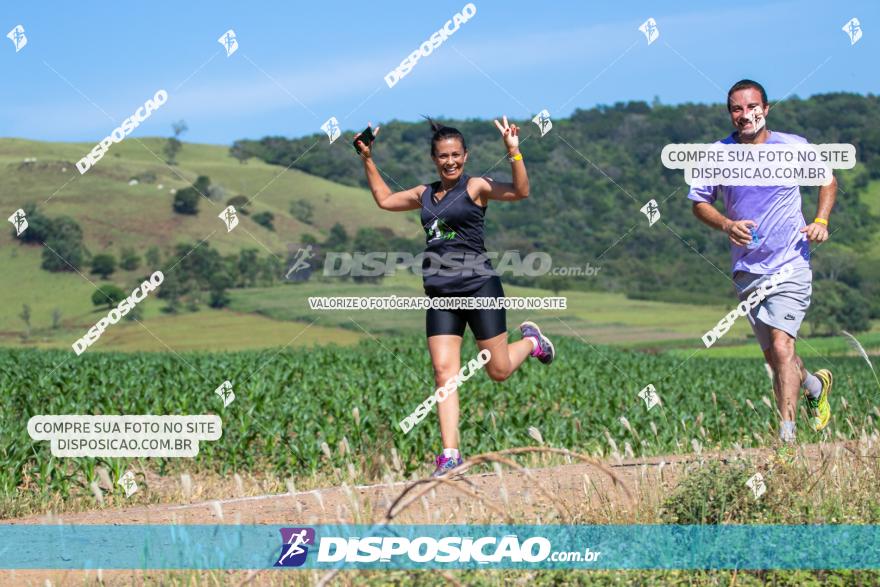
[356,123,423,211]
[471,116,529,203]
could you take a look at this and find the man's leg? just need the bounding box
[756,267,831,435]
[766,328,802,442]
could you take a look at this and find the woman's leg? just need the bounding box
[468,276,547,381]
[477,332,533,382]
[427,334,464,449]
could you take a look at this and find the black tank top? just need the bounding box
[419,174,497,296]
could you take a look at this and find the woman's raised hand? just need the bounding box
[354,122,381,159]
[493,115,519,152]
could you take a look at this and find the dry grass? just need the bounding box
[5,440,880,586]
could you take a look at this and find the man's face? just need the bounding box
[728,88,768,138]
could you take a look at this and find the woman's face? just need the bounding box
[432,137,467,183]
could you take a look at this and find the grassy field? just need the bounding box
[4,336,879,515]
[0,243,361,349]
[229,271,758,344]
[7,239,879,354]
[3,230,762,350]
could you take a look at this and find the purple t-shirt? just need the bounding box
[687,130,811,275]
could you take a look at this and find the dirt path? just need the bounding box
[2,441,869,586]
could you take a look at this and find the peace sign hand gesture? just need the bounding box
[493,115,520,152]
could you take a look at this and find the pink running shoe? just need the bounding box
[431,454,464,477]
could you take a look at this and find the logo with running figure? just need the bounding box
[426,218,456,242]
[8,208,27,236]
[6,25,27,52]
[532,109,552,137]
[218,205,239,232]
[218,29,239,56]
[640,199,661,226]
[842,18,862,46]
[638,18,659,45]
[274,527,315,567]
[321,117,341,143]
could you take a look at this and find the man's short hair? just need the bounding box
[727,79,768,111]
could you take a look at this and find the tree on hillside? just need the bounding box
[16,204,88,273]
[91,253,117,278]
[157,241,231,312]
[19,304,31,339]
[164,120,188,165]
[537,274,569,296]
[15,203,54,243]
[120,247,141,271]
[325,223,349,251]
[40,216,86,272]
[252,211,275,231]
[290,199,314,224]
[91,284,125,310]
[145,246,161,268]
[172,178,210,215]
[237,248,260,287]
[209,272,233,308]
[229,140,253,164]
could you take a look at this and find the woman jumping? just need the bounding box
[355,116,555,477]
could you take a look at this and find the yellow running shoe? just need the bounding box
[804,369,833,431]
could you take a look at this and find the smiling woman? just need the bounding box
[354,115,556,477]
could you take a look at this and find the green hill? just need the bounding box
[234,93,880,309]
[0,137,421,257]
[2,129,876,354]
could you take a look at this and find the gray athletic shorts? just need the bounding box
[733,267,812,350]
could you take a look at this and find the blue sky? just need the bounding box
[1,0,876,145]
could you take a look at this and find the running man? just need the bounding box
[689,79,836,456]
[355,116,555,476]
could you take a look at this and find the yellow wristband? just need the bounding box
[507,153,523,163]
[814,217,828,226]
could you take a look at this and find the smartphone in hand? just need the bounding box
[353,126,375,154]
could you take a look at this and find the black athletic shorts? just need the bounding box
[425,276,507,340]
